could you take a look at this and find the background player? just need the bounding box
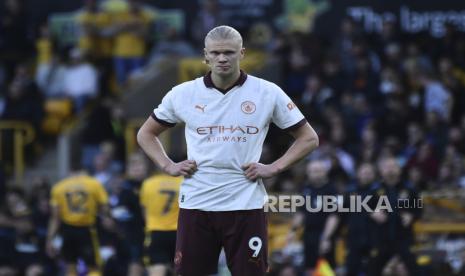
[140,173,182,276]
[46,168,113,276]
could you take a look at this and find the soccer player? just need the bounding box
[368,157,421,276]
[137,25,319,276]
[140,173,182,276]
[46,169,112,276]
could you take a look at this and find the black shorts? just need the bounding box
[60,223,100,267]
[175,208,268,276]
[121,228,144,263]
[0,234,15,266]
[145,230,177,266]
[304,232,335,269]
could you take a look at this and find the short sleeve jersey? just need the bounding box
[50,174,108,226]
[153,72,305,211]
[140,174,182,231]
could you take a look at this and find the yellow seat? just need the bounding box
[41,99,74,135]
[44,99,73,117]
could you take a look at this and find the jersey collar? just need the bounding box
[203,70,247,94]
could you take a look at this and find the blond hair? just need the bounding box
[204,25,243,47]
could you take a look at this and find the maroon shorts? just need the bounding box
[175,208,268,276]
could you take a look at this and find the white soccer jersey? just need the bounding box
[153,72,305,211]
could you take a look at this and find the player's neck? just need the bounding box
[211,70,241,90]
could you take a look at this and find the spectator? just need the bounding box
[438,56,465,124]
[92,142,121,189]
[106,174,144,276]
[0,189,19,275]
[122,152,149,275]
[191,0,227,48]
[301,74,334,116]
[0,0,32,82]
[289,160,338,275]
[2,64,44,131]
[146,28,196,69]
[34,23,66,98]
[5,188,44,276]
[1,64,44,164]
[275,32,312,99]
[418,69,453,122]
[62,48,98,112]
[77,0,113,95]
[368,157,421,276]
[344,163,379,276]
[111,0,153,87]
[321,55,347,98]
[77,0,112,61]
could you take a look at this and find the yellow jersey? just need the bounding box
[140,174,182,231]
[50,174,108,227]
[112,10,153,57]
[77,11,113,57]
[36,38,52,64]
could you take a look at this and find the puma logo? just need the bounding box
[195,105,206,113]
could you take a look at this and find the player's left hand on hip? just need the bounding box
[241,163,277,181]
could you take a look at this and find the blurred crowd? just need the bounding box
[1,0,465,275]
[263,16,465,275]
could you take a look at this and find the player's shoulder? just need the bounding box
[168,79,199,97]
[59,174,100,188]
[142,174,163,186]
[248,75,283,93]
[143,174,183,187]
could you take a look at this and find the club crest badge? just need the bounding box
[241,101,256,114]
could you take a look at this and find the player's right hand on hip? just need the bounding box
[165,160,197,177]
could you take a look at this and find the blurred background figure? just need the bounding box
[368,157,422,276]
[343,163,378,276]
[110,0,153,88]
[140,172,182,276]
[62,48,98,112]
[289,160,338,276]
[191,0,227,49]
[46,166,114,276]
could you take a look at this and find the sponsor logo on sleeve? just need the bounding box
[287,101,296,111]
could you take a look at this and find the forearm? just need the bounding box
[46,216,60,242]
[137,128,174,171]
[291,212,304,231]
[272,126,318,173]
[321,214,339,240]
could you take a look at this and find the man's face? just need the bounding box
[306,161,329,186]
[357,163,376,186]
[379,158,401,185]
[204,38,244,78]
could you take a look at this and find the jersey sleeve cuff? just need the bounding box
[283,118,307,132]
[151,113,176,128]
